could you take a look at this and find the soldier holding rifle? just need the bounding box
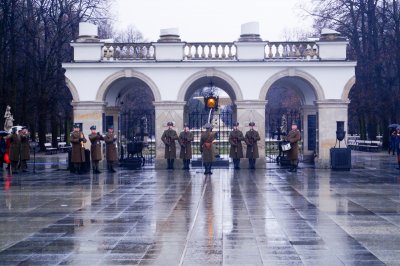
[161,121,179,170]
[70,124,87,174]
[229,122,244,170]
[104,125,118,173]
[88,125,104,174]
[179,123,194,170]
[200,123,216,175]
[245,122,260,170]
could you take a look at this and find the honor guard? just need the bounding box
[179,123,194,170]
[104,125,118,173]
[200,123,216,175]
[70,123,87,174]
[229,122,244,170]
[245,122,261,170]
[88,125,104,174]
[161,122,179,170]
[9,127,21,173]
[286,121,301,172]
[19,127,30,172]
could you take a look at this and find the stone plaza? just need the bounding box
[1,151,400,265]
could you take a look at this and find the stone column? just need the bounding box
[236,100,267,169]
[301,104,318,163]
[72,101,106,149]
[154,101,186,169]
[315,100,349,168]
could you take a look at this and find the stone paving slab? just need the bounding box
[0,151,399,265]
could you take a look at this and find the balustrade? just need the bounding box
[102,43,155,61]
[265,42,319,60]
[184,43,236,60]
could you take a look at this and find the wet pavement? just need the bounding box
[0,151,400,265]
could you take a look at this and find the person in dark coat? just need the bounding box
[200,123,216,175]
[286,121,302,172]
[88,125,104,174]
[395,126,400,169]
[179,123,194,170]
[70,124,87,174]
[0,135,7,169]
[161,122,179,170]
[245,122,261,170]
[9,127,21,174]
[19,127,30,172]
[390,129,397,155]
[229,122,244,170]
[104,125,118,173]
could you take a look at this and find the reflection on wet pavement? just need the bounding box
[0,151,399,265]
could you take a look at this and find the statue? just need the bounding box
[280,114,287,135]
[4,105,14,132]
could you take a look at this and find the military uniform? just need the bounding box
[0,136,6,169]
[229,122,244,169]
[286,122,302,172]
[9,130,20,173]
[179,125,194,170]
[88,125,103,174]
[19,129,30,172]
[70,126,87,174]
[200,123,216,174]
[245,122,261,169]
[104,129,118,173]
[161,122,179,169]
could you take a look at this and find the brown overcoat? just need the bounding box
[89,133,103,161]
[19,133,30,160]
[245,129,261,159]
[200,131,216,163]
[9,133,20,162]
[229,129,244,159]
[179,131,194,160]
[286,129,301,160]
[104,133,118,162]
[161,129,179,159]
[70,131,87,163]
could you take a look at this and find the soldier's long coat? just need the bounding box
[229,129,244,159]
[179,131,194,160]
[104,133,118,162]
[161,129,179,159]
[89,133,103,161]
[70,131,87,163]
[245,129,261,159]
[200,131,216,163]
[286,129,301,160]
[20,133,30,161]
[9,133,20,162]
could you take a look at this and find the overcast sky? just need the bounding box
[111,0,314,42]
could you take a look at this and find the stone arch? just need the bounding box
[96,69,161,102]
[177,68,243,102]
[341,76,356,101]
[65,77,80,102]
[259,68,325,101]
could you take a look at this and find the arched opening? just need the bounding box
[264,76,318,165]
[183,76,237,166]
[103,77,156,165]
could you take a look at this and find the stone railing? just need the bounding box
[102,43,156,61]
[183,42,237,60]
[265,42,319,60]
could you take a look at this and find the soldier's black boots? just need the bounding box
[203,163,212,175]
[182,160,190,170]
[107,163,116,173]
[249,159,256,169]
[167,159,175,170]
[288,165,298,172]
[233,159,240,170]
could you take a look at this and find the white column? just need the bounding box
[315,100,349,168]
[236,100,267,169]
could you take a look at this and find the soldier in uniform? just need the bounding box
[200,123,216,175]
[104,125,118,173]
[88,125,103,174]
[161,122,179,170]
[245,122,261,170]
[179,123,194,170]
[229,122,244,170]
[0,134,6,169]
[19,127,30,172]
[70,124,87,174]
[286,121,302,172]
[9,127,20,173]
